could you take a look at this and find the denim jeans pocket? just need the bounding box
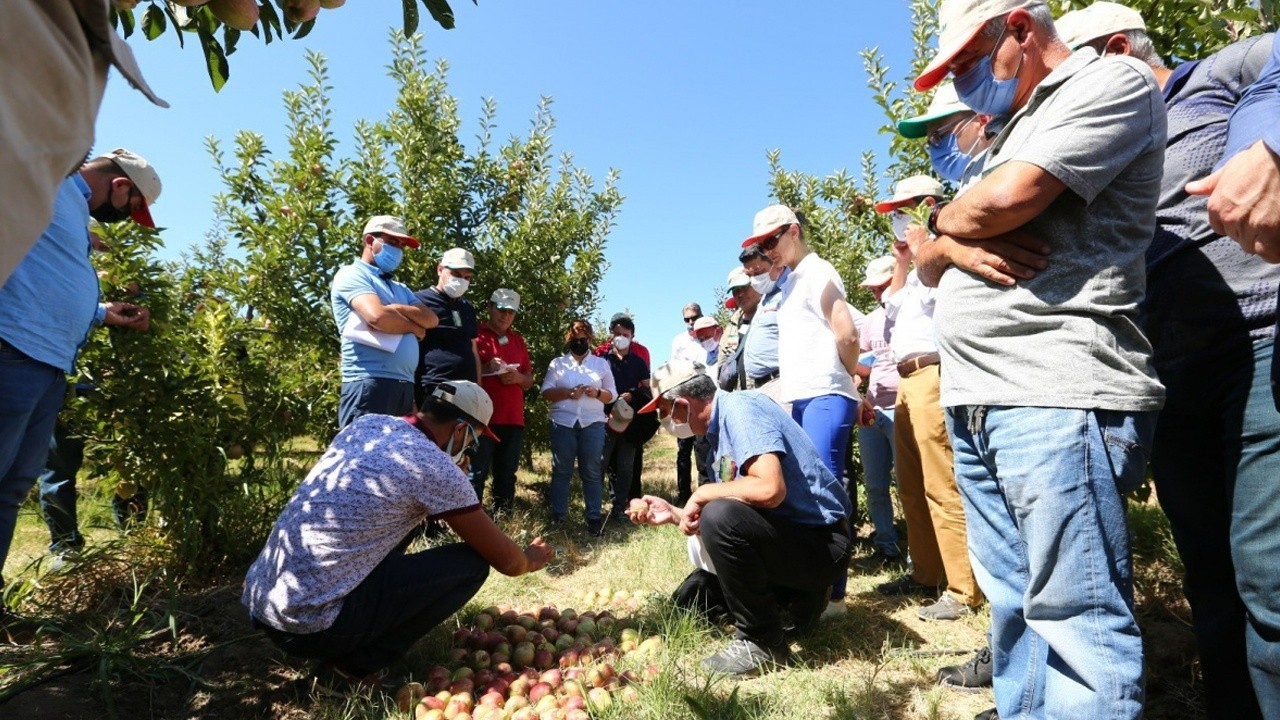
[1100,410,1155,495]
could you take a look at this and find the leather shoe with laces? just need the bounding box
[700,638,789,677]
[937,645,993,691]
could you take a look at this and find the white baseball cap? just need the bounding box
[441,247,475,270]
[859,256,897,287]
[490,288,520,311]
[607,400,635,434]
[99,148,161,227]
[692,316,720,333]
[916,0,1046,91]
[897,83,970,139]
[362,216,420,249]
[875,175,947,213]
[1056,2,1145,50]
[741,204,800,248]
[639,359,708,413]
[430,381,499,440]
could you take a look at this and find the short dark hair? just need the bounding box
[739,244,766,264]
[420,396,465,425]
[610,314,635,333]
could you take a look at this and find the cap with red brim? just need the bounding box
[131,203,156,228]
[914,0,1044,92]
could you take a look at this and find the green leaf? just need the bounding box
[293,18,315,40]
[118,5,136,39]
[224,26,241,55]
[258,1,281,44]
[142,5,167,41]
[403,0,420,35]
[422,0,456,29]
[162,2,186,47]
[196,23,230,92]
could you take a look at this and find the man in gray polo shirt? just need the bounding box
[912,1,1166,718]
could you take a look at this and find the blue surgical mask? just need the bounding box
[954,28,1022,116]
[928,133,971,183]
[373,241,403,274]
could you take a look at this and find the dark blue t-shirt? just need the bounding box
[603,350,650,395]
[413,286,478,389]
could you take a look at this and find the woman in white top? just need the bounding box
[540,319,617,536]
[743,205,862,614]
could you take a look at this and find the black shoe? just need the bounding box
[854,548,907,572]
[782,587,828,640]
[585,518,605,537]
[699,638,789,677]
[609,509,628,524]
[875,574,937,597]
[975,709,998,720]
[938,645,993,691]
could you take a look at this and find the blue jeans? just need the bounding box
[858,407,899,554]
[548,421,605,523]
[947,405,1152,720]
[469,424,523,511]
[257,542,489,675]
[39,421,85,552]
[338,378,415,429]
[0,344,67,585]
[791,394,855,599]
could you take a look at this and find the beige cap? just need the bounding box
[430,380,499,440]
[692,316,720,332]
[860,256,897,287]
[98,148,161,227]
[916,0,1046,91]
[1056,2,1145,50]
[490,288,520,311]
[362,216,419,249]
[742,204,799,248]
[441,247,475,270]
[726,266,751,290]
[607,400,635,434]
[875,175,947,213]
[897,83,970,139]
[639,359,708,413]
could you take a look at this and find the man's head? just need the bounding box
[80,148,162,227]
[610,312,636,340]
[875,175,947,244]
[1056,3,1163,69]
[899,83,997,183]
[741,204,806,268]
[417,380,499,465]
[739,243,783,293]
[638,359,716,436]
[437,247,476,299]
[692,316,722,346]
[859,255,896,302]
[915,0,1067,117]
[682,302,703,331]
[487,288,520,334]
[361,215,419,273]
[725,266,761,318]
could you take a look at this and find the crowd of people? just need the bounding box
[2,0,1279,717]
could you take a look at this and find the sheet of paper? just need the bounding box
[341,313,405,354]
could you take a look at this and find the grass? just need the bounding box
[0,441,1199,719]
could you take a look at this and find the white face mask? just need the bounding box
[612,335,631,351]
[444,423,477,466]
[442,275,470,299]
[661,399,696,439]
[891,212,912,242]
[749,272,776,295]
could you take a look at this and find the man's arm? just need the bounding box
[445,507,554,576]
[387,302,439,331]
[472,339,482,383]
[931,161,1067,239]
[350,294,427,339]
[686,452,787,514]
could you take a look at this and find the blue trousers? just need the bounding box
[858,407,899,554]
[791,394,855,600]
[38,421,85,552]
[338,378,415,429]
[548,421,605,523]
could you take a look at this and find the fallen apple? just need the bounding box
[396,682,426,712]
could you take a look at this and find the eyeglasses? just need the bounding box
[927,115,970,147]
[759,224,790,252]
[683,315,701,324]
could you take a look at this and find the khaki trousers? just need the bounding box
[894,364,982,606]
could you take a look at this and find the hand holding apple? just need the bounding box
[632,496,682,527]
[524,537,555,571]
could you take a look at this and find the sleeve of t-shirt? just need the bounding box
[333,266,376,306]
[540,358,558,392]
[1011,58,1164,204]
[1222,34,1280,160]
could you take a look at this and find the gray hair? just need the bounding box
[683,302,703,315]
[662,373,717,403]
[981,4,1059,43]
[1123,30,1166,68]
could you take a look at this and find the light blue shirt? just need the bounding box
[0,175,100,373]
[1222,33,1280,160]
[330,260,421,382]
[705,389,852,527]
[743,267,790,380]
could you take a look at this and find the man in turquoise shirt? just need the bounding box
[0,148,159,596]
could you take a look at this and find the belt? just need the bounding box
[750,370,780,388]
[896,352,941,378]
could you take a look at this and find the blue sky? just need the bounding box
[96,1,921,363]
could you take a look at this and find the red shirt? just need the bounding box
[593,339,651,369]
[476,325,532,427]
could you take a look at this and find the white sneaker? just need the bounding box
[819,599,847,621]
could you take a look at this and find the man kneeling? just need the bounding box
[243,381,554,694]
[631,360,853,677]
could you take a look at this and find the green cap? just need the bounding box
[897,82,969,139]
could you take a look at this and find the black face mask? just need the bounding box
[90,197,132,224]
[568,338,590,356]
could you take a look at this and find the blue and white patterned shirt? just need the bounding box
[242,414,479,633]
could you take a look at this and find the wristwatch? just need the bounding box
[927,200,951,237]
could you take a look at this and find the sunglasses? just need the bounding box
[683,315,701,324]
[759,224,790,252]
